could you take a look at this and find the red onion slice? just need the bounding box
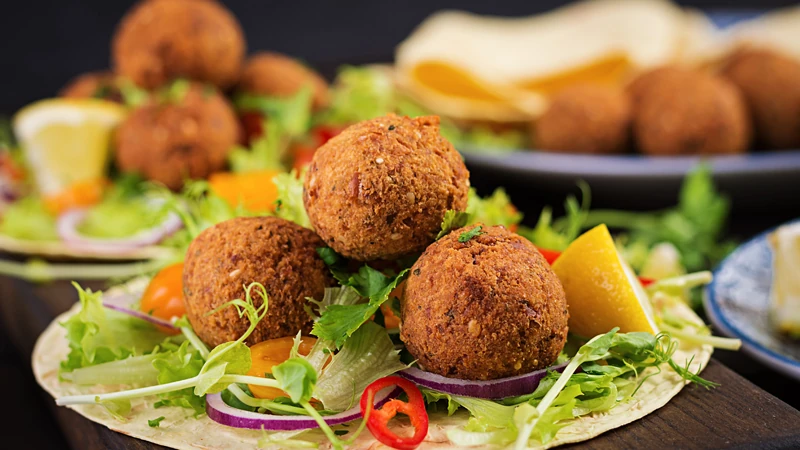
[102,290,178,331]
[56,201,182,255]
[206,387,400,431]
[398,362,569,399]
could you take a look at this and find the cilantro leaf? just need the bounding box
[273,358,317,404]
[459,225,485,243]
[437,210,470,239]
[148,416,166,428]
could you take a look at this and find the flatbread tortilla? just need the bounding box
[0,234,175,261]
[32,280,712,449]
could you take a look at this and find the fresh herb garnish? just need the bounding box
[458,225,485,242]
[437,210,470,240]
[147,416,165,428]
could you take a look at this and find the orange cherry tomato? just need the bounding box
[140,262,185,335]
[208,170,281,213]
[44,178,107,215]
[247,336,317,399]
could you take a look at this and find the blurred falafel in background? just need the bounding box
[534,84,632,155]
[238,52,330,112]
[114,81,241,190]
[721,48,800,149]
[628,67,751,156]
[112,0,246,90]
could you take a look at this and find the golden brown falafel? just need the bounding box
[59,71,123,102]
[114,82,240,190]
[534,84,631,154]
[112,0,245,89]
[400,224,568,380]
[722,48,800,149]
[626,65,688,109]
[239,52,330,111]
[183,216,336,347]
[303,114,470,261]
[632,69,751,155]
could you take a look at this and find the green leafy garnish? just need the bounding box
[147,416,165,427]
[320,66,395,125]
[273,170,311,228]
[0,196,58,241]
[459,225,485,242]
[437,210,470,239]
[518,182,590,251]
[581,164,735,272]
[228,119,287,173]
[234,86,314,138]
[466,188,522,229]
[312,257,409,348]
[60,283,173,373]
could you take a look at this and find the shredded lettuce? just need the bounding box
[313,321,405,411]
[466,188,523,229]
[235,86,314,138]
[312,252,409,348]
[518,182,589,251]
[77,198,169,239]
[0,196,57,241]
[228,119,287,173]
[320,66,395,125]
[59,283,175,373]
[425,329,719,448]
[273,170,311,228]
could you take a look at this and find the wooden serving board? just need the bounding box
[2,277,800,450]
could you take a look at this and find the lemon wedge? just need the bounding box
[552,224,658,337]
[769,222,800,336]
[13,99,127,196]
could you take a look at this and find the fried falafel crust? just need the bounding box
[303,114,470,261]
[400,224,569,380]
[722,49,800,149]
[59,71,120,101]
[239,52,330,111]
[632,69,751,155]
[112,0,245,89]
[183,216,336,348]
[114,82,240,190]
[535,84,631,154]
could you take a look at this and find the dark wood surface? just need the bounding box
[2,276,800,449]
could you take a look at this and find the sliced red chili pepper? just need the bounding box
[360,376,428,450]
[537,247,562,265]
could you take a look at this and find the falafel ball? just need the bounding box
[239,52,330,111]
[114,82,240,190]
[303,114,470,261]
[183,216,336,347]
[626,66,687,109]
[534,84,631,154]
[721,48,800,149]
[59,71,123,102]
[632,69,751,155]
[112,0,245,89]
[400,224,568,380]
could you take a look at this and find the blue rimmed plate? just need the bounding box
[704,220,800,381]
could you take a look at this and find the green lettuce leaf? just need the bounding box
[320,66,395,125]
[235,86,314,138]
[314,321,405,411]
[437,210,470,239]
[60,283,171,373]
[228,119,287,173]
[312,263,409,348]
[0,196,57,241]
[466,188,523,229]
[273,170,311,228]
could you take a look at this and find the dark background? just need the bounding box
[2,1,800,449]
[0,0,798,114]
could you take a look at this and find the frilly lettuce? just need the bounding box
[60,283,172,373]
[0,196,57,241]
[273,170,311,228]
[320,66,395,125]
[466,188,523,229]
